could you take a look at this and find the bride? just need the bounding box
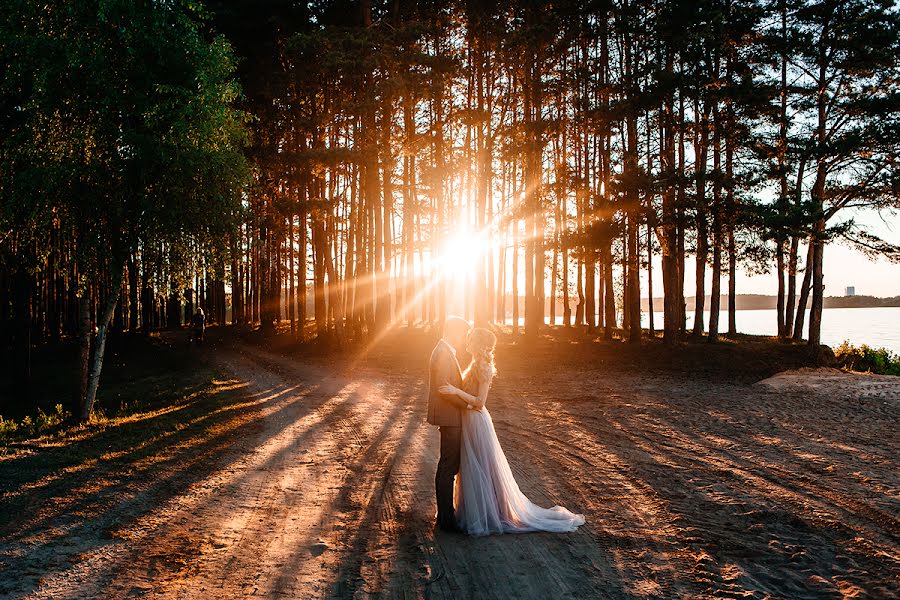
[439,328,585,536]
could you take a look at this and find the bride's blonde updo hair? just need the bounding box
[463,327,497,382]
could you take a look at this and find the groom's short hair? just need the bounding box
[443,316,470,339]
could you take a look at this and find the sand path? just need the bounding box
[1,333,897,598]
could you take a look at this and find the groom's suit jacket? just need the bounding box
[426,340,464,427]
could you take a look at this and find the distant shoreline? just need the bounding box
[641,294,900,312]
[705,305,900,311]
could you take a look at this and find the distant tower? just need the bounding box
[845,286,856,297]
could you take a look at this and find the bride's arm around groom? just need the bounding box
[439,379,488,411]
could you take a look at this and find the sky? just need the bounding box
[641,208,900,298]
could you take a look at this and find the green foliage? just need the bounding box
[834,341,900,376]
[0,404,69,444]
[1,0,249,280]
[0,0,250,418]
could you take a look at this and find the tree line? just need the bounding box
[213,0,897,344]
[1,0,247,418]
[1,0,898,420]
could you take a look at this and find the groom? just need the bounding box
[427,316,474,533]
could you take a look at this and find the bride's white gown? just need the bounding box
[454,372,585,536]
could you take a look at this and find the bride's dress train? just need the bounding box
[454,406,585,536]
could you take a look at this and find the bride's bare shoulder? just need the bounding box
[475,361,495,385]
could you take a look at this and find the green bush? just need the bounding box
[834,341,900,376]
[0,404,70,443]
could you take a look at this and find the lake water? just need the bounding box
[511,307,900,354]
[639,307,900,354]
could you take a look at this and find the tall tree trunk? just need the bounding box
[402,96,416,326]
[325,210,345,346]
[80,269,122,422]
[776,240,786,336]
[512,194,520,335]
[792,242,814,341]
[473,36,491,328]
[647,222,655,337]
[661,96,679,343]
[808,220,825,346]
[784,235,799,337]
[523,52,541,337]
[288,212,296,335]
[725,60,737,338]
[562,226,570,327]
[298,200,308,340]
[622,7,640,343]
[692,101,710,337]
[603,244,615,340]
[727,228,737,336]
[380,97,395,329]
[76,292,91,416]
[599,3,614,340]
[726,221,737,338]
[808,43,829,347]
[231,231,242,326]
[675,89,687,334]
[312,213,327,339]
[776,0,790,338]
[708,105,722,343]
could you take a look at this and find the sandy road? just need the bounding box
[1,332,898,598]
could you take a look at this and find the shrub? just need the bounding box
[834,341,900,376]
[0,404,70,443]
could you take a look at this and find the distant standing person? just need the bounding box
[190,307,206,344]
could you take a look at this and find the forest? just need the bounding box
[1,0,899,422]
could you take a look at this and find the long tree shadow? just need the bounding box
[568,398,897,598]
[0,362,355,596]
[0,382,300,540]
[616,394,900,543]
[495,385,851,597]
[63,374,375,596]
[600,424,852,597]
[0,377,218,498]
[262,379,426,597]
[492,421,656,598]
[0,381,280,523]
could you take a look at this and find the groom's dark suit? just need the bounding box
[427,339,465,529]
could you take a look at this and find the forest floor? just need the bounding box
[0,326,898,599]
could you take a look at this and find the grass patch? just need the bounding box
[834,341,900,376]
[0,333,219,445]
[0,334,258,547]
[0,404,70,443]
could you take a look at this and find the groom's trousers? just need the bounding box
[436,425,462,527]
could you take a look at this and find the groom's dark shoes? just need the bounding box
[437,521,464,534]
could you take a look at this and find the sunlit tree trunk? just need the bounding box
[661,46,679,344]
[692,99,710,337]
[622,0,641,344]
[708,102,723,343]
[80,268,123,421]
[379,92,395,329]
[784,234,799,337]
[512,163,520,335]
[793,242,813,341]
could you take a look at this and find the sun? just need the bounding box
[439,228,490,281]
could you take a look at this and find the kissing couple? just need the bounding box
[426,316,585,536]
